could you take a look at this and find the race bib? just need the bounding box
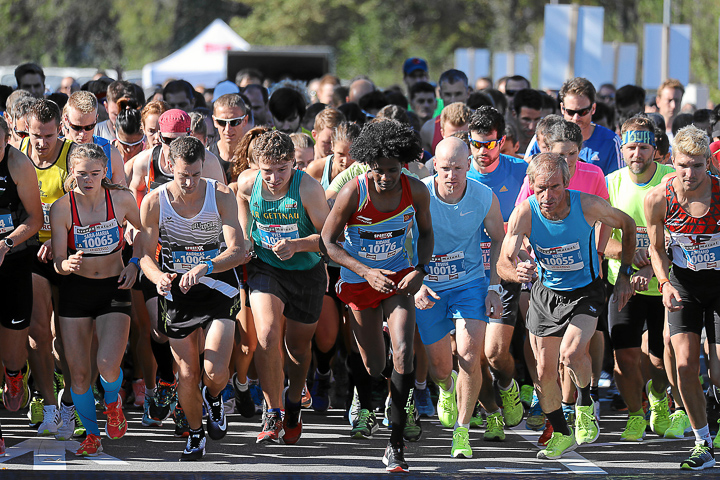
[0,213,14,235]
[481,241,491,272]
[535,242,584,272]
[675,233,720,271]
[636,226,650,249]
[427,251,467,283]
[171,245,219,272]
[357,228,405,261]
[258,223,299,249]
[41,202,51,232]
[73,220,121,255]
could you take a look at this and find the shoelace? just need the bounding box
[453,429,469,447]
[689,443,710,458]
[264,413,279,432]
[104,402,122,424]
[6,375,22,396]
[187,433,203,450]
[356,410,370,428]
[487,413,504,428]
[209,398,223,422]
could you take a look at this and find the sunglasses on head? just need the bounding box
[115,134,146,147]
[65,117,97,132]
[469,136,504,150]
[213,115,247,128]
[563,105,593,117]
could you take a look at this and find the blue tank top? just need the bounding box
[527,190,599,291]
[422,176,492,291]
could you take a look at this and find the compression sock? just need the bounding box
[390,369,415,448]
[151,338,175,383]
[71,387,100,436]
[313,340,336,376]
[347,352,373,410]
[576,383,592,407]
[100,371,123,405]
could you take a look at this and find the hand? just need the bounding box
[240,239,255,265]
[179,263,208,293]
[630,264,653,292]
[38,240,53,262]
[485,290,503,319]
[64,251,84,272]
[124,225,136,245]
[612,274,633,312]
[414,284,440,310]
[516,259,537,283]
[156,272,177,296]
[363,268,396,294]
[117,262,138,289]
[662,283,683,312]
[396,269,425,296]
[633,248,650,268]
[271,238,297,261]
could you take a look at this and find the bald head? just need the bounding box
[435,136,469,164]
[348,79,375,104]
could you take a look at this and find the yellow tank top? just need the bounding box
[21,137,73,243]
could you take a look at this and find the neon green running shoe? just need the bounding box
[469,400,484,428]
[520,384,534,408]
[646,380,670,436]
[437,371,458,428]
[537,430,577,459]
[575,403,599,445]
[28,397,44,427]
[403,394,422,442]
[452,426,472,458]
[664,410,691,439]
[620,415,646,442]
[483,411,505,441]
[499,379,524,427]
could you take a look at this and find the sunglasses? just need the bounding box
[65,117,97,132]
[115,134,146,147]
[213,115,247,128]
[469,136,504,150]
[563,105,593,117]
[505,89,519,97]
[14,127,28,139]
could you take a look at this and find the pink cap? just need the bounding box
[158,109,191,134]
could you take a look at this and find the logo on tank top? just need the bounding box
[356,215,372,224]
[38,181,46,197]
[403,213,414,222]
[191,221,219,231]
[284,199,298,209]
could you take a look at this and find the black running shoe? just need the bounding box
[202,386,227,441]
[233,374,256,418]
[382,442,409,473]
[180,429,206,461]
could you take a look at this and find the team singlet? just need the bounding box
[665,174,720,271]
[67,188,124,257]
[340,173,415,284]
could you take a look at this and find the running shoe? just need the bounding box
[348,387,361,426]
[142,395,162,427]
[54,371,65,398]
[28,396,44,428]
[74,410,86,437]
[414,386,435,418]
[452,426,472,458]
[538,420,553,446]
[403,395,422,442]
[382,442,409,473]
[483,411,505,441]
[382,396,392,428]
[526,392,545,431]
[104,394,127,439]
[715,420,720,450]
[469,400,484,428]
[562,403,576,426]
[646,380,670,436]
[174,404,190,438]
[257,410,284,444]
[132,379,146,409]
[301,382,313,409]
[150,379,176,421]
[232,374,256,418]
[499,379,524,427]
[76,433,102,456]
[283,404,302,445]
[575,403,600,445]
[3,367,30,412]
[437,371,458,428]
[520,384,534,408]
[351,409,379,438]
[620,415,646,442]
[537,429,577,459]
[680,441,716,470]
[202,386,227,440]
[310,370,331,412]
[664,410,692,439]
[55,403,76,440]
[590,392,600,419]
[180,430,206,461]
[37,405,61,436]
[221,382,235,414]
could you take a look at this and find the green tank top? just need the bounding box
[249,169,320,270]
[605,162,675,294]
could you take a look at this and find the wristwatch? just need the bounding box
[488,284,505,295]
[619,264,634,277]
[415,263,429,275]
[3,238,13,250]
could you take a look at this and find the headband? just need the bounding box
[622,130,655,147]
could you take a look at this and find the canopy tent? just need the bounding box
[142,19,250,89]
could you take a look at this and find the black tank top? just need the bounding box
[148,145,174,191]
[209,141,232,182]
[0,145,32,252]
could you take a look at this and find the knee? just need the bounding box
[204,365,228,386]
[96,357,114,378]
[286,339,311,362]
[255,326,281,352]
[177,362,201,386]
[366,357,386,377]
[70,368,91,392]
[28,319,52,345]
[239,331,257,355]
[428,354,451,381]
[536,365,558,387]
[560,348,583,370]
[676,360,699,382]
[392,342,413,371]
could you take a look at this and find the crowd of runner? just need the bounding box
[1,58,720,471]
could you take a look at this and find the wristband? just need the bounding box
[204,260,214,275]
[658,278,669,293]
[487,284,505,296]
[128,257,139,268]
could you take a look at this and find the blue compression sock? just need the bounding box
[71,387,100,436]
[100,371,123,406]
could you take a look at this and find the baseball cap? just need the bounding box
[212,80,240,103]
[159,109,191,134]
[711,140,720,163]
[403,57,428,76]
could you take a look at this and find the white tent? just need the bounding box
[142,19,250,89]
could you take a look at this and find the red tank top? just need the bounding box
[665,175,720,234]
[67,189,125,257]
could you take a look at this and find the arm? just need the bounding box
[644,183,681,311]
[137,191,176,296]
[304,158,326,183]
[115,189,142,288]
[483,192,505,318]
[396,177,433,295]
[202,151,227,185]
[129,150,149,205]
[2,150,43,264]
[109,146,127,187]
[497,202,536,284]
[50,196,82,275]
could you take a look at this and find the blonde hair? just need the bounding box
[313,107,345,132]
[658,78,685,95]
[290,132,313,150]
[673,125,711,160]
[440,102,472,129]
[67,91,98,115]
[64,144,128,192]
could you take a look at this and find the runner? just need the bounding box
[604,116,674,441]
[644,125,720,470]
[50,143,141,455]
[236,130,330,445]
[138,136,245,460]
[414,136,505,458]
[498,152,635,459]
[208,94,252,180]
[321,119,433,472]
